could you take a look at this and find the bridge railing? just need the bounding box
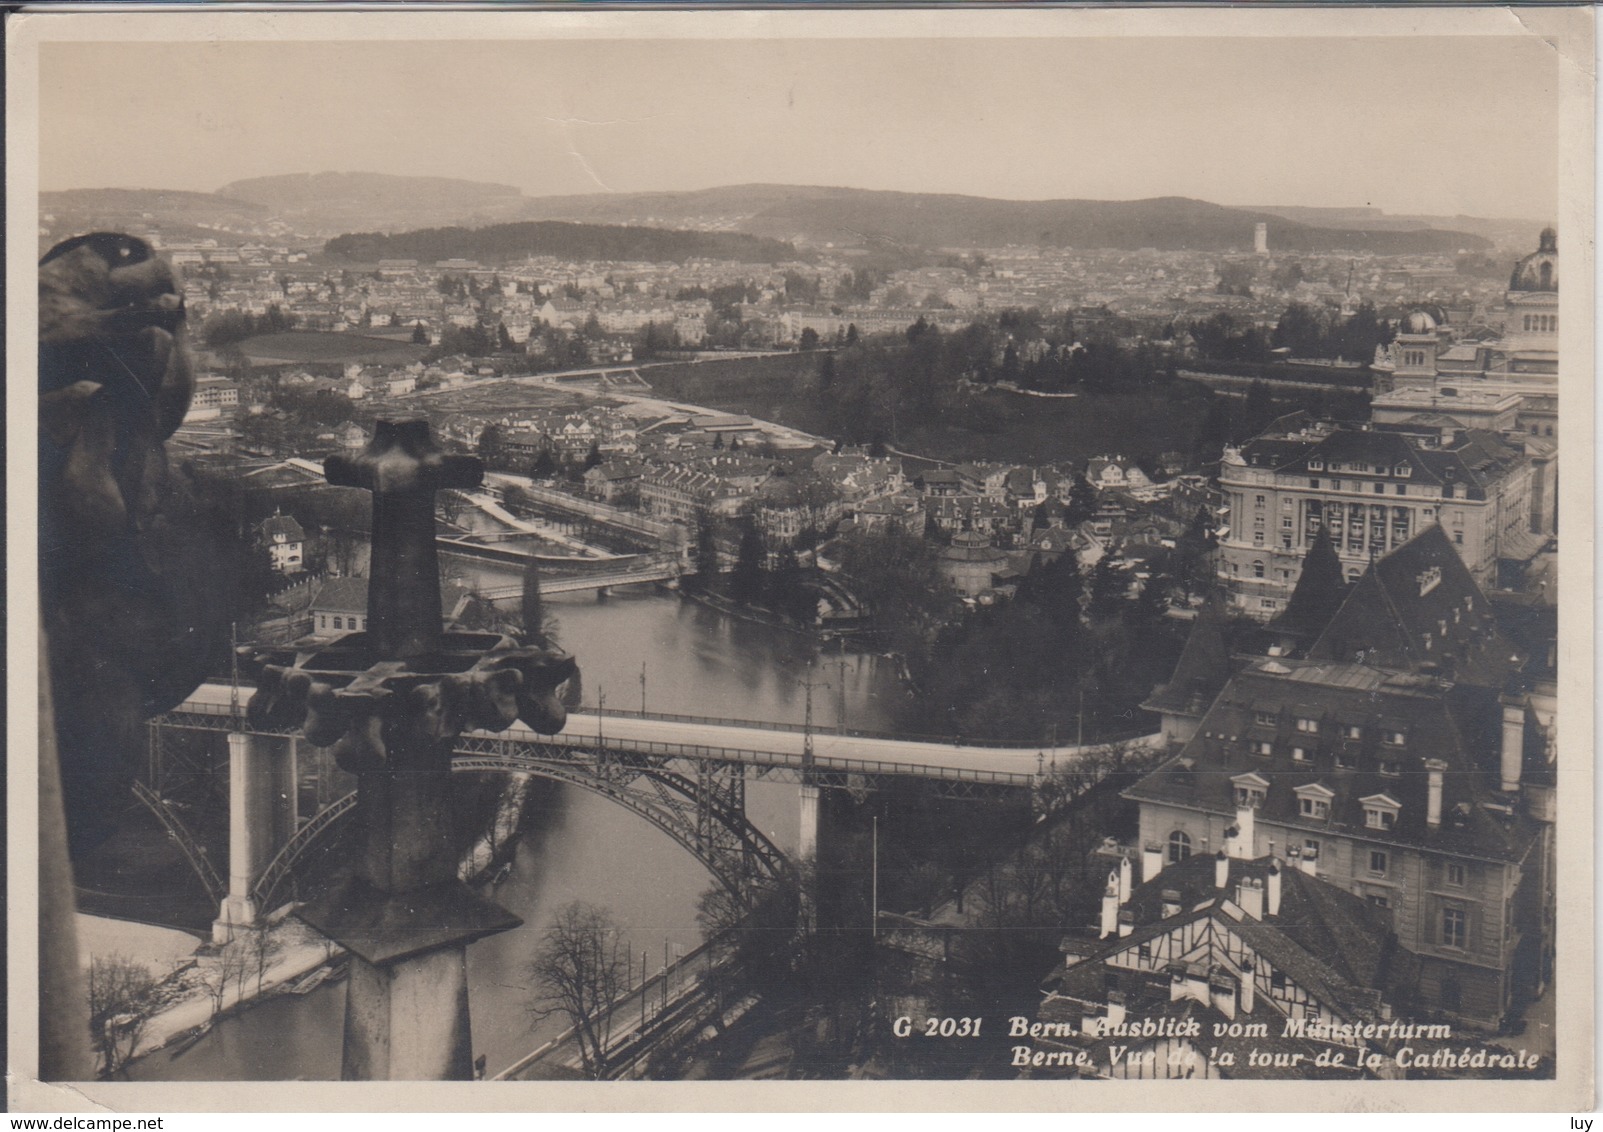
[457,731,1037,787]
[576,704,1152,752]
[177,682,1152,755]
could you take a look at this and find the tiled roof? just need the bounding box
[258,513,305,542]
[1125,655,1543,865]
[1309,525,1520,689]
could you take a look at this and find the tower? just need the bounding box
[1254,222,1269,256]
[1391,309,1440,388]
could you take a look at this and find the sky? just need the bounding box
[38,34,1560,219]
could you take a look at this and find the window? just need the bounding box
[1369,850,1389,876]
[1442,907,1466,949]
[1447,863,1465,887]
[1309,478,1321,489]
[1345,725,1362,740]
[1296,717,1319,734]
[333,616,343,630]
[1282,516,1294,529]
[1138,942,1152,960]
[1255,711,1277,726]
[1395,484,1407,496]
[1300,796,1330,819]
[1383,731,1406,747]
[1379,760,1402,778]
[1271,970,1287,990]
[1453,531,1464,546]
[1260,598,1278,610]
[1365,806,1397,831]
[1308,459,1324,471]
[1304,839,1320,859]
[1292,747,1309,762]
[1255,495,1266,507]
[1235,785,1266,808]
[1367,894,1391,909]
[1254,741,1274,757]
[1253,561,1266,579]
[1373,483,1386,495]
[1168,830,1192,864]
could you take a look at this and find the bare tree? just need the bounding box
[87,954,157,1076]
[525,902,630,1079]
[196,934,248,1018]
[246,926,281,996]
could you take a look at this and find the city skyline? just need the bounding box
[38,32,1559,219]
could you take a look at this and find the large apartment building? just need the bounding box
[1128,527,1555,1029]
[1216,416,1533,619]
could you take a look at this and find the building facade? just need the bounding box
[1128,529,1555,1029]
[1216,420,1532,618]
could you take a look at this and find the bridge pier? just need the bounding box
[797,782,821,861]
[214,731,298,941]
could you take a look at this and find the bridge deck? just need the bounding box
[176,684,1157,786]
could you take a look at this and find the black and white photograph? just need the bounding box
[7,5,1594,1112]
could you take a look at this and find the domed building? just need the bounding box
[938,529,1008,599]
[1505,227,1559,353]
[1509,226,1558,293]
[1391,307,1442,384]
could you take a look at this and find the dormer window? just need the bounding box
[1232,772,1270,810]
[1379,760,1402,778]
[1253,741,1273,757]
[1291,746,1309,762]
[1396,464,1412,478]
[1295,783,1334,820]
[1308,459,1324,472]
[1296,717,1319,734]
[1255,711,1277,726]
[1383,730,1406,747]
[1362,793,1401,831]
[1344,725,1362,740]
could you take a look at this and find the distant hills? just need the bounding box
[323,221,798,266]
[220,172,529,232]
[516,184,1492,255]
[42,173,1508,256]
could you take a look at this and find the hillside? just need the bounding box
[322,221,799,266]
[220,172,529,233]
[40,188,268,232]
[519,184,1491,255]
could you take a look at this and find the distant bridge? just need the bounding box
[474,556,681,598]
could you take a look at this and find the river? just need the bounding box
[128,585,906,1081]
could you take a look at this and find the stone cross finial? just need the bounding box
[325,419,481,660]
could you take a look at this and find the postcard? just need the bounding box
[7,3,1594,1113]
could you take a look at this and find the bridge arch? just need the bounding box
[131,780,226,904]
[249,750,789,914]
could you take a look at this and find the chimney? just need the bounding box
[1210,973,1237,1020]
[1425,758,1448,827]
[1266,861,1282,917]
[1118,854,1133,905]
[1142,842,1164,885]
[1236,876,1264,920]
[1500,695,1525,793]
[1240,959,1256,1013]
[1298,845,1318,877]
[1161,889,1182,918]
[1105,990,1126,1029]
[1117,909,1135,938]
[1215,849,1230,891]
[1099,872,1120,938]
[1232,805,1256,859]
